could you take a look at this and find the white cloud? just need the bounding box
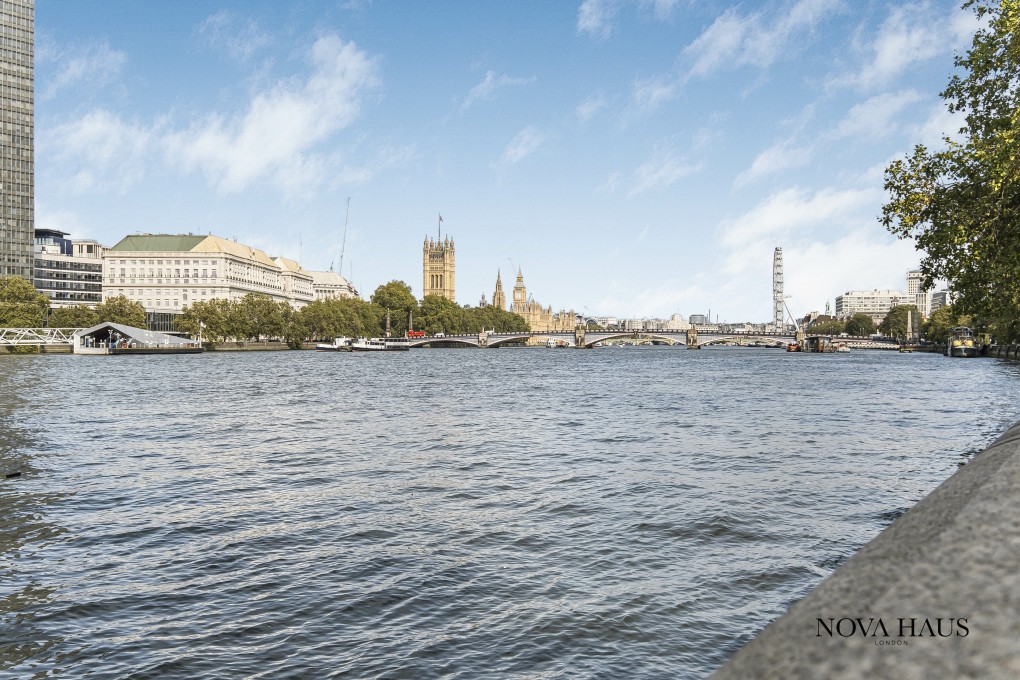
[830,89,924,140]
[47,34,381,198]
[906,101,966,148]
[166,34,379,193]
[198,10,272,62]
[576,95,607,123]
[577,0,621,39]
[735,140,814,187]
[628,149,699,196]
[461,70,536,112]
[47,110,157,193]
[577,0,685,39]
[631,74,680,112]
[829,2,976,90]
[41,40,126,100]
[684,0,840,78]
[499,126,547,165]
[719,185,882,256]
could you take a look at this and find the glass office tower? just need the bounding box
[1,0,34,280]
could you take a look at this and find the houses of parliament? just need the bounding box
[423,232,576,332]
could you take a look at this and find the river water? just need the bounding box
[1,347,1018,678]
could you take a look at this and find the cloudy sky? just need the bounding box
[36,0,975,322]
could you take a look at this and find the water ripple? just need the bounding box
[1,348,1018,677]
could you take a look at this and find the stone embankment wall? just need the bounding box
[711,420,1020,679]
[989,344,1020,360]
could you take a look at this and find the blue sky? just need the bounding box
[35,0,975,322]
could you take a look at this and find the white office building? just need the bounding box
[834,289,913,324]
[103,234,316,316]
[906,270,931,318]
[309,270,359,300]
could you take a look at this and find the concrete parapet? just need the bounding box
[711,421,1020,679]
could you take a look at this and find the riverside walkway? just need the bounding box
[711,421,1020,679]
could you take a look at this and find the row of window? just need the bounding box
[113,267,217,278]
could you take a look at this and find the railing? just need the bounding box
[0,328,85,346]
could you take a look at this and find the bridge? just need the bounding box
[0,327,84,347]
[402,329,899,350]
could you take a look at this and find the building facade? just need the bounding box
[309,270,358,300]
[834,289,913,324]
[0,0,34,280]
[906,270,931,318]
[930,289,956,313]
[33,228,103,306]
[509,268,575,332]
[423,235,455,301]
[103,234,316,317]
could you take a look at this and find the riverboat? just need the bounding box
[835,344,851,353]
[786,343,800,352]
[315,337,352,352]
[946,326,979,357]
[351,337,410,352]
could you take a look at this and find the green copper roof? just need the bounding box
[109,234,207,252]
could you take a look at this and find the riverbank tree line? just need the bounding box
[0,275,528,347]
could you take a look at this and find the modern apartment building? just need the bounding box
[103,234,316,318]
[0,0,34,280]
[834,289,913,324]
[33,228,104,306]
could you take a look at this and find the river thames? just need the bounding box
[2,347,1019,678]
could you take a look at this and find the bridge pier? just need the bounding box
[478,330,488,348]
[687,328,699,349]
[575,327,588,349]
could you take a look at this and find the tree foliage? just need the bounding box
[94,295,147,328]
[923,304,972,344]
[0,276,49,327]
[48,306,99,328]
[809,319,845,335]
[845,313,877,337]
[370,280,417,336]
[879,304,919,339]
[881,0,1020,340]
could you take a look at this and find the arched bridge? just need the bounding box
[402,329,898,349]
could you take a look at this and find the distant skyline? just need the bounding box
[36,1,974,321]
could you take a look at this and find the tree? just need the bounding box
[230,294,287,341]
[845,313,877,337]
[924,304,972,344]
[370,280,417,336]
[94,295,147,328]
[0,276,49,327]
[48,306,99,328]
[881,1,1020,341]
[879,305,919,340]
[418,294,467,334]
[809,319,845,335]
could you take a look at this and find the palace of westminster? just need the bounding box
[423,234,576,333]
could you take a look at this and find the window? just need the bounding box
[202,269,207,278]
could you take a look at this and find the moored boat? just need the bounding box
[351,337,410,352]
[316,337,352,352]
[946,326,979,357]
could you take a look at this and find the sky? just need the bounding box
[35,0,977,323]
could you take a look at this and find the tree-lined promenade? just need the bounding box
[0,277,528,350]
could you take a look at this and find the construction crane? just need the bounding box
[331,197,351,273]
